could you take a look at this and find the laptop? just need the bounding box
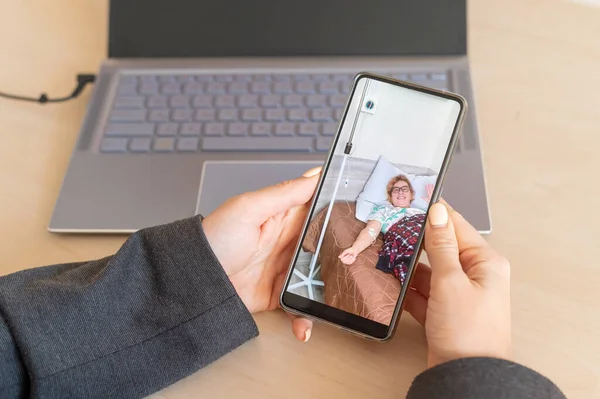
[49,0,491,234]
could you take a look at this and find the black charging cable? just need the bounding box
[0,74,96,104]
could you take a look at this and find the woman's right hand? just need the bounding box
[404,202,512,368]
[339,247,359,265]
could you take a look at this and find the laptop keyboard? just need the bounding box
[100,71,450,154]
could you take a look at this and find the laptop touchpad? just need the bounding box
[196,161,323,217]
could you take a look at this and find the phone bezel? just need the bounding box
[279,71,468,341]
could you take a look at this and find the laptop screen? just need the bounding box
[109,0,467,58]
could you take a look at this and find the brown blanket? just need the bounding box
[302,201,401,325]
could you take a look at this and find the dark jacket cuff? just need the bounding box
[0,216,258,398]
[407,357,566,399]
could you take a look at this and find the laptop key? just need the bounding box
[430,72,447,81]
[195,109,216,121]
[273,75,292,82]
[228,82,248,94]
[306,95,327,108]
[251,82,270,94]
[161,83,181,94]
[409,73,428,81]
[234,75,252,82]
[298,123,318,136]
[172,109,193,122]
[242,109,263,122]
[333,74,353,81]
[110,110,147,122]
[192,95,213,108]
[311,109,333,121]
[100,138,129,153]
[218,109,238,121]
[288,109,308,122]
[340,82,351,94]
[273,82,293,94]
[114,96,145,109]
[275,123,295,136]
[320,122,337,136]
[176,75,196,83]
[334,108,344,120]
[157,123,179,136]
[392,73,409,80]
[202,137,313,152]
[227,122,249,136]
[106,123,154,136]
[176,137,200,152]
[238,95,259,108]
[296,82,315,94]
[140,75,157,83]
[283,94,303,108]
[261,95,281,108]
[329,94,347,108]
[117,83,137,95]
[215,95,236,108]
[423,80,449,91]
[204,123,225,136]
[183,82,205,94]
[265,109,285,122]
[251,123,271,136]
[148,110,170,122]
[153,138,175,152]
[318,81,338,94]
[147,96,168,109]
[139,82,159,95]
[316,137,333,152]
[158,76,176,83]
[180,123,202,136]
[215,75,233,82]
[206,82,226,94]
[312,74,330,82]
[119,75,138,84]
[129,138,152,152]
[170,95,190,108]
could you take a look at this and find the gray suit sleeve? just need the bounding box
[406,357,567,399]
[0,216,258,399]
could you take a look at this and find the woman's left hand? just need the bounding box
[338,247,359,265]
[422,183,435,203]
[201,167,321,342]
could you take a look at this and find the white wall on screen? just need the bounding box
[335,78,460,173]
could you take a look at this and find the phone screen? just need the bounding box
[281,74,465,339]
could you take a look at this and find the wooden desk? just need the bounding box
[1,1,599,397]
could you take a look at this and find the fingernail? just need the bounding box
[302,167,322,178]
[303,328,312,342]
[429,203,448,228]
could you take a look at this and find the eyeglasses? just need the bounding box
[391,186,410,194]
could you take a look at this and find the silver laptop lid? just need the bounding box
[108,0,467,58]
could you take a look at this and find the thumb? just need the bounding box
[246,166,321,224]
[424,203,462,279]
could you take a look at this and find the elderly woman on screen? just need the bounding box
[339,175,433,284]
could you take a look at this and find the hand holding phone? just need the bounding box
[201,166,321,342]
[280,73,467,341]
[407,202,512,367]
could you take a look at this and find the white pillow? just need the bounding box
[355,156,414,222]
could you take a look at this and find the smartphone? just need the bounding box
[279,72,467,341]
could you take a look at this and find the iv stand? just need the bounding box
[288,79,371,300]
